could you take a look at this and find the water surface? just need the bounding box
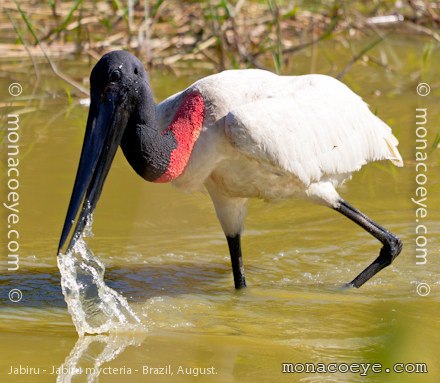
[1,36,439,382]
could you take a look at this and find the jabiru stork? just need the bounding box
[58,50,403,289]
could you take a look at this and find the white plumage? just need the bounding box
[158,69,402,208]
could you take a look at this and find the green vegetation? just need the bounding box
[2,1,438,74]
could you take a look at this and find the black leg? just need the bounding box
[334,200,402,288]
[226,234,246,289]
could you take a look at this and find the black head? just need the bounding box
[90,50,149,104]
[58,50,151,254]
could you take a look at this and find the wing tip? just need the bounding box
[385,134,404,167]
[390,156,404,167]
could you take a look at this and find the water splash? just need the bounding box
[56,334,145,383]
[57,215,144,336]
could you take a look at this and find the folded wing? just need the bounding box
[225,76,402,186]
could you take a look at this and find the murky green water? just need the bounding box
[1,36,439,382]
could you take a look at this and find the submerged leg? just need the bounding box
[334,199,402,288]
[227,234,246,289]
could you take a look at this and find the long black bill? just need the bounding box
[58,93,128,254]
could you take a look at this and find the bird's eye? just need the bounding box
[134,67,138,75]
[109,70,122,82]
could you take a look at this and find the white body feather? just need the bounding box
[157,69,402,235]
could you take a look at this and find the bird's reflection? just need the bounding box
[56,334,145,383]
